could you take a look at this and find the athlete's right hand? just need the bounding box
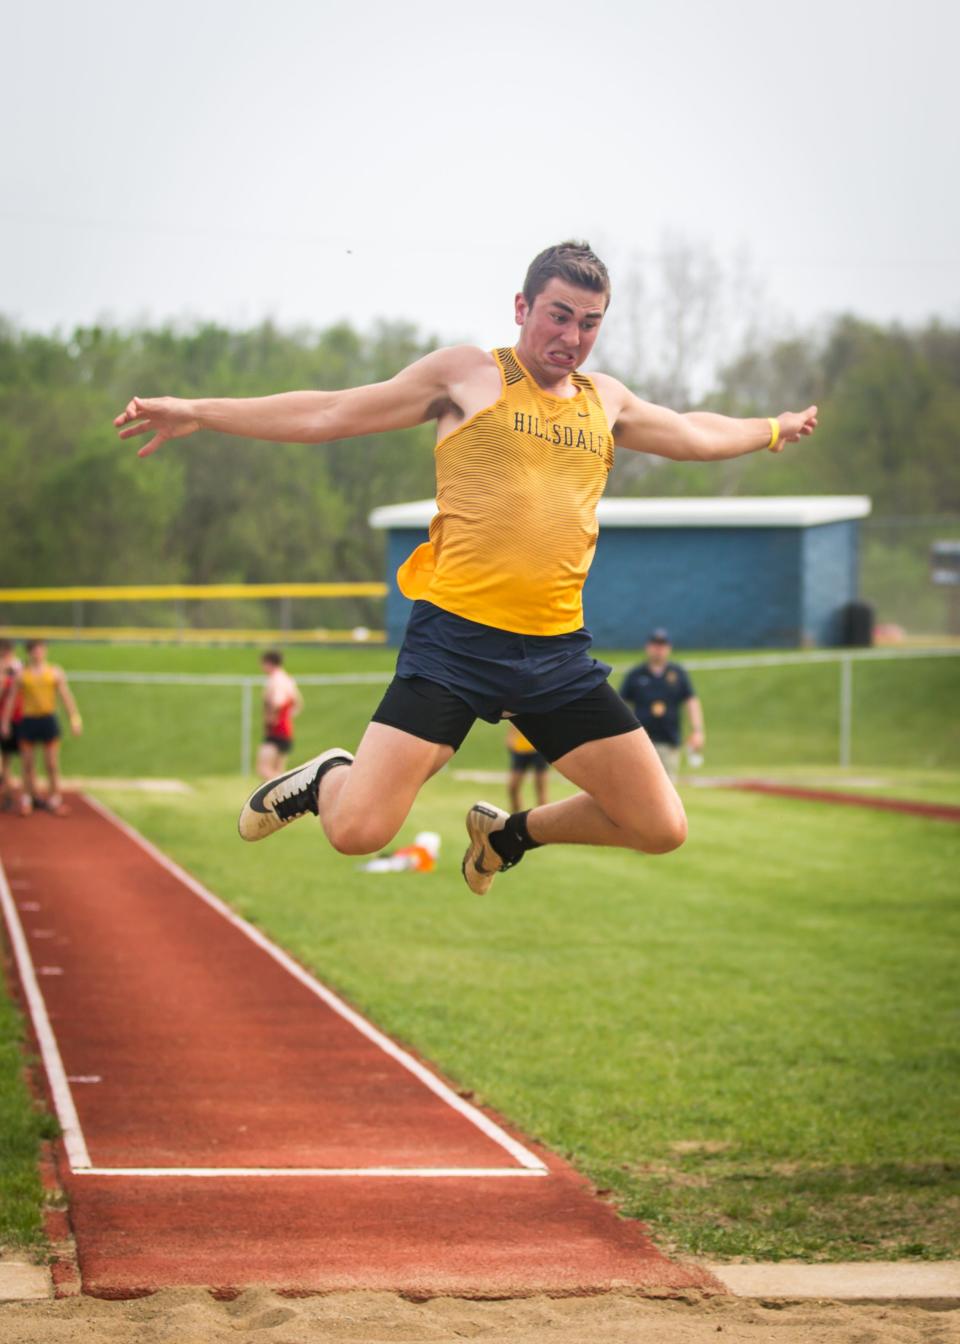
[114,397,201,457]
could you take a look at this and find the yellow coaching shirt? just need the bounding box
[397,347,614,636]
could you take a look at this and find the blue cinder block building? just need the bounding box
[369,497,872,649]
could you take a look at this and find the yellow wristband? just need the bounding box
[767,417,780,450]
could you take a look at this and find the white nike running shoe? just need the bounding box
[238,748,353,842]
[461,800,516,895]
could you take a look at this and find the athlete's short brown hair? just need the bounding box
[261,649,283,666]
[523,241,611,309]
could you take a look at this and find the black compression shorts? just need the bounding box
[371,675,639,762]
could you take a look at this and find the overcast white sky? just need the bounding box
[2,0,957,350]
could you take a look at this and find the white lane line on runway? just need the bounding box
[0,855,91,1170]
[76,1166,548,1178]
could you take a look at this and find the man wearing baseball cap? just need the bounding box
[619,630,704,784]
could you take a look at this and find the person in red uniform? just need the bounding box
[0,640,24,810]
[256,651,303,780]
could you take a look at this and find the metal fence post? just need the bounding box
[240,680,254,776]
[839,656,853,768]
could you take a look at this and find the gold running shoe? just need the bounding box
[238,748,353,842]
[461,800,519,895]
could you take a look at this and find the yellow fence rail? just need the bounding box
[0,582,387,644]
[0,625,385,645]
[0,583,387,602]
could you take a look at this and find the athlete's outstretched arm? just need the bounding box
[593,374,817,461]
[114,346,478,457]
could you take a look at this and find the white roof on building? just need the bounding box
[369,496,872,530]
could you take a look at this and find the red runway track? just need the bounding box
[0,795,718,1298]
[724,780,960,822]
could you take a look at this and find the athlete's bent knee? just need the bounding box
[324,815,398,857]
[644,820,687,854]
[650,806,688,854]
[632,803,688,855]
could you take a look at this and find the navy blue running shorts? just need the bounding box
[371,602,639,761]
[509,749,550,773]
[17,715,60,744]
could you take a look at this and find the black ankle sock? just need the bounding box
[311,756,351,810]
[490,810,542,865]
[316,756,351,784]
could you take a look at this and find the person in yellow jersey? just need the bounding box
[505,720,550,811]
[0,639,82,816]
[115,242,818,892]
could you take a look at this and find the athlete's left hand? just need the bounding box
[770,406,818,452]
[70,714,83,736]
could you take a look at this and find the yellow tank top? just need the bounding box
[21,665,58,717]
[397,347,614,636]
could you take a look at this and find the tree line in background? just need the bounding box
[1,280,958,631]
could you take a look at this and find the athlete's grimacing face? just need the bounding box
[514,277,607,381]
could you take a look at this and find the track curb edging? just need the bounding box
[705,1260,960,1304]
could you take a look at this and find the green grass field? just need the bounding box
[37,641,960,781]
[0,984,57,1247]
[1,642,958,1260]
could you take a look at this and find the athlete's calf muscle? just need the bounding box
[541,729,687,854]
[317,721,453,856]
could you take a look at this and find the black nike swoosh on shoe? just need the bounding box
[246,765,307,814]
[577,411,589,417]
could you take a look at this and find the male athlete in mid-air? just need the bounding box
[115,242,817,893]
